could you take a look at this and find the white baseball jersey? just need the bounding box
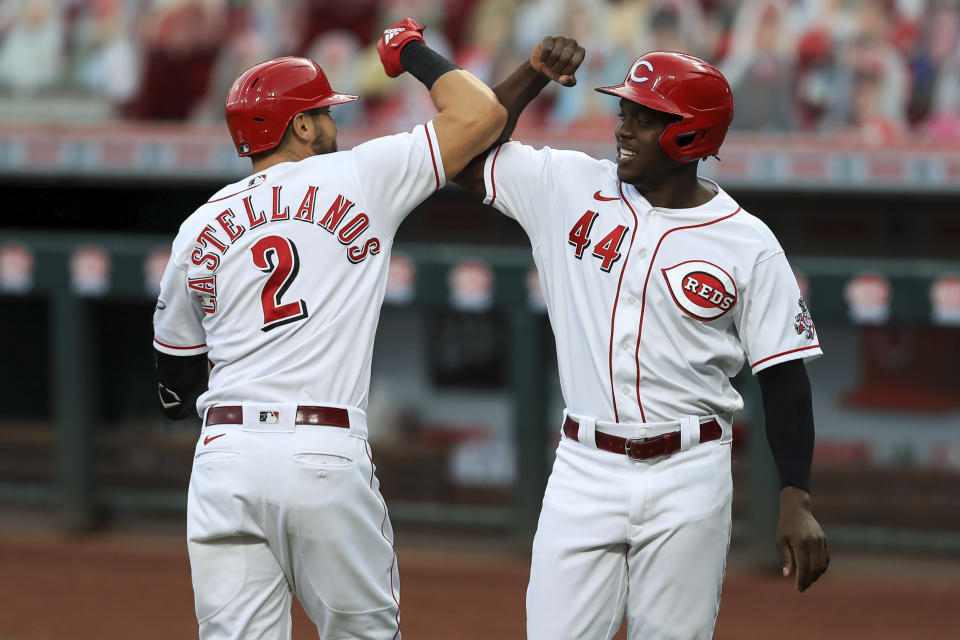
[155,122,444,640]
[153,121,445,415]
[486,140,822,639]
[484,141,822,430]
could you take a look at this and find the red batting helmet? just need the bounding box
[595,51,734,163]
[225,57,358,157]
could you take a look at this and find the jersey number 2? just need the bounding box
[251,236,308,332]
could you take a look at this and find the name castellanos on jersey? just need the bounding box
[190,183,381,272]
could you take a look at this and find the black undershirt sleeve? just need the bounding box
[756,359,815,493]
[154,349,209,420]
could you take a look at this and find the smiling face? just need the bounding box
[614,99,684,186]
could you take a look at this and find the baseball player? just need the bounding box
[457,39,830,639]
[151,19,506,640]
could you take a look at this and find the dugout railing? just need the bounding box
[0,231,958,554]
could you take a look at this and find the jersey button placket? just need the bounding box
[612,298,640,420]
[614,301,639,402]
[610,195,646,423]
[627,212,658,423]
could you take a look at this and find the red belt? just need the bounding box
[205,405,350,428]
[563,416,721,461]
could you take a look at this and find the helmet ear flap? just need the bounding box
[658,109,732,163]
[674,130,697,148]
[658,120,700,163]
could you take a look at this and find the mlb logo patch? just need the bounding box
[259,411,280,424]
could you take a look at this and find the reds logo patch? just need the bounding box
[795,297,815,339]
[662,260,738,321]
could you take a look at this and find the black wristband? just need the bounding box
[399,40,462,90]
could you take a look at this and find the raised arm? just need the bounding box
[428,68,507,180]
[377,19,506,180]
[455,36,585,196]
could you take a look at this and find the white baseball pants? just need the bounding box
[187,412,400,640]
[527,417,733,640]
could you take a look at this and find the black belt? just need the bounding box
[205,405,350,428]
[563,416,721,460]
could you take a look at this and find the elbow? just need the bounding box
[478,99,508,146]
[493,101,509,131]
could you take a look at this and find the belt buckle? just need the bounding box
[624,437,645,461]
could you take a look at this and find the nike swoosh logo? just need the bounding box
[204,434,226,445]
[593,190,620,201]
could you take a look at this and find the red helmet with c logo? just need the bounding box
[225,57,358,157]
[596,51,734,163]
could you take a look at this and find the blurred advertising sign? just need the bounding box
[844,271,891,324]
[526,266,546,312]
[449,259,494,311]
[70,245,111,296]
[929,442,960,470]
[930,274,960,327]
[0,243,35,293]
[385,252,416,305]
[144,247,171,296]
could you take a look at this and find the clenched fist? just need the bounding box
[377,18,426,78]
[530,36,585,87]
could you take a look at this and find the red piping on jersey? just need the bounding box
[607,181,640,423]
[366,441,401,639]
[205,181,261,204]
[751,344,820,369]
[487,142,507,207]
[424,124,439,190]
[631,201,742,422]
[153,338,206,350]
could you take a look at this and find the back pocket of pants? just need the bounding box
[293,452,354,469]
[194,450,241,464]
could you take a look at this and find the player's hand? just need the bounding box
[530,36,585,87]
[377,17,426,78]
[776,487,830,592]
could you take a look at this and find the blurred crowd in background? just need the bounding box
[3,0,960,144]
